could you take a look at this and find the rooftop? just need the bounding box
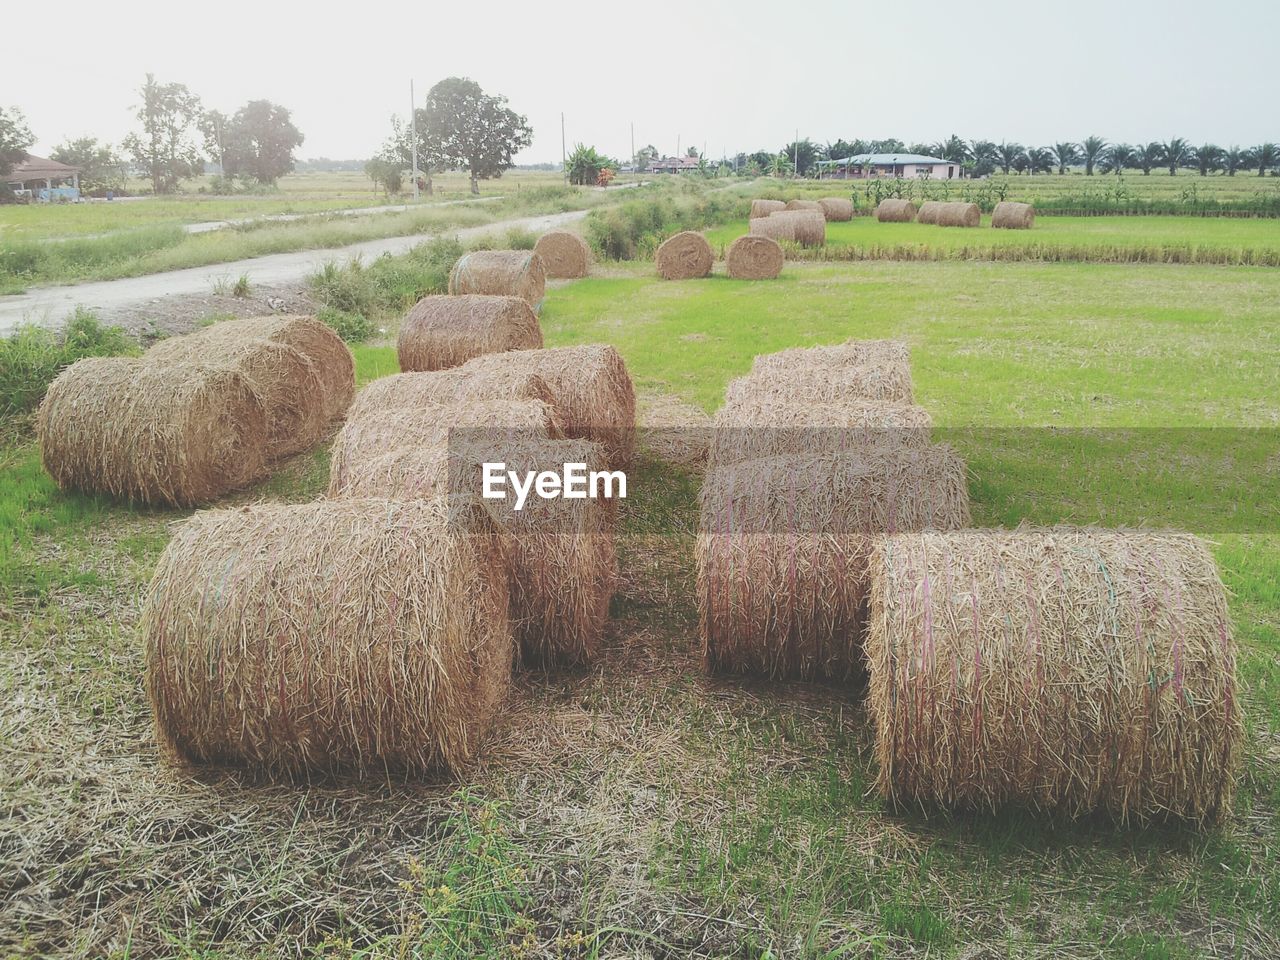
[6,154,81,181]
[819,153,952,166]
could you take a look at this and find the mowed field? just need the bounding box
[3,241,1279,956]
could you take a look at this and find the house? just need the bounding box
[816,153,961,180]
[4,154,82,200]
[647,156,702,174]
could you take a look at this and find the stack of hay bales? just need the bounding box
[698,339,970,680]
[656,231,713,279]
[534,230,592,278]
[726,235,784,280]
[38,315,354,506]
[449,250,546,309]
[875,199,917,223]
[991,201,1035,229]
[397,294,542,372]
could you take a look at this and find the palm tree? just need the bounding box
[1223,146,1247,176]
[1027,147,1055,175]
[1138,142,1163,175]
[1163,138,1190,175]
[1051,141,1081,175]
[969,140,998,176]
[1253,143,1279,176]
[933,135,970,166]
[768,153,794,178]
[995,142,1024,175]
[1103,143,1136,174]
[1192,144,1223,176]
[1081,136,1108,176]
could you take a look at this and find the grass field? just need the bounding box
[2,252,1278,957]
[704,215,1280,266]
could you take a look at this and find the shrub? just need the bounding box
[317,307,373,343]
[585,193,748,260]
[0,308,138,416]
[504,226,537,250]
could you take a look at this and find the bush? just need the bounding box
[0,308,138,416]
[504,227,537,250]
[585,193,749,260]
[307,236,465,322]
[316,307,373,343]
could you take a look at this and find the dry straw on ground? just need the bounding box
[726,235,784,280]
[459,344,637,468]
[709,394,932,466]
[991,201,1035,229]
[143,498,513,777]
[866,527,1242,823]
[698,447,971,679]
[767,210,826,247]
[449,250,547,308]
[337,437,617,666]
[876,199,918,223]
[818,197,855,221]
[749,199,786,219]
[916,201,944,225]
[38,357,269,506]
[397,294,542,373]
[179,315,354,422]
[329,398,563,494]
[655,231,713,279]
[146,335,325,458]
[785,199,824,212]
[533,231,592,279]
[935,202,981,228]
[347,369,555,423]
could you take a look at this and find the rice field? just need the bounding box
[3,240,1278,957]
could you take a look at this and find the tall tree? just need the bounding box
[1102,144,1136,174]
[969,140,998,177]
[825,139,860,161]
[1162,138,1190,175]
[995,142,1024,175]
[50,137,125,192]
[1081,135,1108,176]
[870,138,905,154]
[1027,147,1055,175]
[633,144,658,169]
[1137,142,1163,175]
[782,138,818,176]
[0,105,34,177]
[1252,143,1279,176]
[383,110,446,194]
[216,100,304,184]
[422,77,532,194]
[933,135,970,165]
[198,109,230,173]
[122,74,204,194]
[1222,146,1247,176]
[1051,141,1081,174]
[768,153,794,178]
[1192,143,1223,177]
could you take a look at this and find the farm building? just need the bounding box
[4,154,82,200]
[817,153,961,180]
[647,156,702,174]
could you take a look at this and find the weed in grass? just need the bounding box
[0,308,138,416]
[232,272,251,297]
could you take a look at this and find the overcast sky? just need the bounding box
[5,0,1276,165]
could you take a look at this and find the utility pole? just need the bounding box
[794,128,799,179]
[676,134,680,159]
[409,79,419,201]
[561,112,568,186]
[630,121,634,169]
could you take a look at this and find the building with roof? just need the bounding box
[647,156,702,174]
[816,153,961,180]
[4,154,82,200]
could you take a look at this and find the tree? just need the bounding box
[1051,141,1080,174]
[122,74,204,194]
[969,140,998,177]
[1102,143,1136,174]
[1192,143,1223,177]
[0,105,34,177]
[382,110,446,194]
[1222,146,1247,176]
[1162,138,1190,175]
[633,144,658,170]
[51,137,125,193]
[421,77,532,194]
[1252,143,1279,176]
[825,139,861,161]
[1081,136,1108,176]
[933,135,970,166]
[364,157,403,196]
[995,142,1024,175]
[782,138,818,177]
[214,100,304,184]
[1027,147,1054,175]
[1137,142,1163,175]
[768,153,794,178]
[870,139,905,154]
[566,143,613,186]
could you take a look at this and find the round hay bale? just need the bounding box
[347,369,555,423]
[748,214,795,243]
[875,199,918,223]
[991,201,1035,229]
[397,295,542,373]
[768,210,825,247]
[185,315,354,423]
[38,357,269,506]
[329,398,564,495]
[749,199,786,219]
[336,437,616,667]
[146,335,326,458]
[143,498,513,776]
[818,197,855,221]
[655,231,713,280]
[709,394,932,467]
[698,447,970,679]
[916,201,944,225]
[533,231,591,279]
[459,344,637,469]
[785,199,823,212]
[725,235,784,280]
[935,201,981,228]
[752,339,911,378]
[449,250,547,309]
[866,528,1242,823]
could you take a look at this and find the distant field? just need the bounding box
[705,215,1280,266]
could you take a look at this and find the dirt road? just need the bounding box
[0,209,590,334]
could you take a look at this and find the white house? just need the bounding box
[818,153,961,180]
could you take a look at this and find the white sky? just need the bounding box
[4,0,1276,164]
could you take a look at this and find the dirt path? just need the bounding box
[0,209,590,334]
